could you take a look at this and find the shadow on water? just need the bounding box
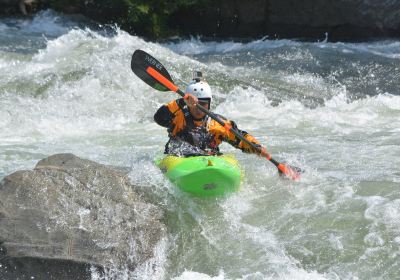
[0,244,100,280]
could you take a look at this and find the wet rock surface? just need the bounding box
[0,153,166,279]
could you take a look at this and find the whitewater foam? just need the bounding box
[1,13,400,279]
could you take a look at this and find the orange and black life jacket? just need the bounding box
[154,98,261,155]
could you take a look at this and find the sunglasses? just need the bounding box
[198,100,210,107]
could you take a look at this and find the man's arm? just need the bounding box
[154,105,174,128]
[224,120,262,154]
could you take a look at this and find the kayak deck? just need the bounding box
[157,155,241,197]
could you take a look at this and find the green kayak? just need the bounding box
[157,154,242,197]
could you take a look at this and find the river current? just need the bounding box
[1,10,400,280]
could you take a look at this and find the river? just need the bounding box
[1,10,400,280]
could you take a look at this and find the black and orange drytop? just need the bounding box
[154,98,260,155]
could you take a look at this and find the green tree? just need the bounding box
[50,0,211,39]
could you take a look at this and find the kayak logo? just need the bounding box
[203,183,216,190]
[160,167,167,173]
[145,55,163,71]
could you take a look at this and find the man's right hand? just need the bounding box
[184,93,199,109]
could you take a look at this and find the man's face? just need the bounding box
[190,99,210,119]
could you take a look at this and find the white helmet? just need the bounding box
[186,81,212,100]
[185,71,212,101]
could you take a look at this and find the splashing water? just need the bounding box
[1,10,400,280]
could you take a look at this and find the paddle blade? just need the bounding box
[131,49,174,91]
[277,163,303,181]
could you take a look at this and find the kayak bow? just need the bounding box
[157,155,242,197]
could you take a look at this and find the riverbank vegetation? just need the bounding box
[50,0,210,39]
[1,0,399,41]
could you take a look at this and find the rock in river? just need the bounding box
[0,153,166,279]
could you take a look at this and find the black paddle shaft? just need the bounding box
[174,88,274,160]
[132,49,273,163]
[130,49,302,179]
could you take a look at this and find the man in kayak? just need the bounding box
[154,72,262,156]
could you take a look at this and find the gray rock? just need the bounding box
[0,0,45,15]
[266,0,400,40]
[0,153,166,272]
[171,0,400,41]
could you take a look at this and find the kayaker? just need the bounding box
[154,71,262,156]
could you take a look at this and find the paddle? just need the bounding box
[131,49,302,180]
